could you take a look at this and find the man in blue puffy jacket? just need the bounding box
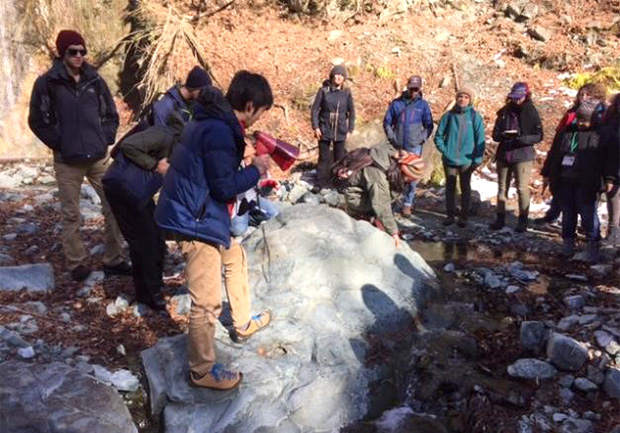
[383,75,434,216]
[155,71,272,390]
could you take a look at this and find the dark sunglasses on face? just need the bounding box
[67,48,87,57]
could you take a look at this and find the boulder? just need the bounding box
[142,204,435,432]
[0,263,55,292]
[0,360,137,433]
[546,333,588,372]
[507,358,557,380]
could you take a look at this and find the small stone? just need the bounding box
[559,374,575,388]
[574,378,598,392]
[507,358,557,380]
[506,285,521,294]
[606,340,620,356]
[117,344,126,356]
[443,263,455,273]
[24,245,40,255]
[60,313,71,322]
[557,315,580,331]
[594,330,614,349]
[563,295,585,310]
[590,264,611,278]
[132,303,150,318]
[0,325,29,348]
[559,419,593,433]
[89,244,105,256]
[510,303,530,317]
[578,314,597,325]
[553,413,568,423]
[559,387,574,404]
[586,365,605,385]
[547,333,589,371]
[603,367,620,399]
[520,321,547,353]
[483,269,501,289]
[565,274,588,282]
[528,26,552,42]
[582,411,597,421]
[17,346,35,359]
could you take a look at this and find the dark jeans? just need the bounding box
[558,183,600,242]
[544,182,562,221]
[104,187,166,301]
[607,185,620,232]
[317,140,346,188]
[444,163,473,219]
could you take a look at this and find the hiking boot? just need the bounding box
[401,205,412,217]
[137,292,167,311]
[443,216,455,226]
[190,364,242,390]
[71,265,91,282]
[235,310,272,342]
[489,214,505,231]
[104,262,133,276]
[585,241,600,264]
[515,216,529,233]
[561,238,575,257]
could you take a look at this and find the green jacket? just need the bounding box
[344,144,399,235]
[434,106,486,167]
[120,112,185,170]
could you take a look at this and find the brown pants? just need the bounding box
[54,157,125,270]
[180,239,251,376]
[496,160,533,217]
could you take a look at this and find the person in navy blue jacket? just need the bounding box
[155,71,272,390]
[383,75,434,216]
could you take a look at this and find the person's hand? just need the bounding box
[259,179,280,190]
[314,128,322,140]
[156,158,170,175]
[252,154,270,175]
[392,233,401,248]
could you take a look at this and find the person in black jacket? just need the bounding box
[28,30,130,282]
[311,65,355,189]
[541,101,604,261]
[601,93,620,246]
[490,82,543,233]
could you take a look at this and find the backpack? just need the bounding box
[116,91,178,144]
[330,148,376,189]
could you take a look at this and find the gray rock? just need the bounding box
[559,419,593,433]
[508,261,538,282]
[286,184,309,204]
[603,367,620,399]
[587,365,605,385]
[520,321,547,353]
[3,233,18,241]
[0,263,55,292]
[559,387,574,404]
[23,301,47,315]
[557,315,580,331]
[547,333,588,371]
[17,223,38,235]
[81,184,101,205]
[92,365,140,392]
[506,285,521,294]
[559,374,575,388]
[563,295,585,310]
[578,314,597,325]
[590,264,611,278]
[90,244,105,256]
[483,270,501,289]
[132,303,151,318]
[529,26,552,42]
[0,360,137,432]
[507,358,557,379]
[141,204,435,432]
[0,325,29,348]
[17,346,36,359]
[606,340,620,356]
[565,274,588,282]
[105,296,130,317]
[171,288,191,316]
[322,190,344,208]
[443,263,455,273]
[0,253,13,263]
[553,413,569,423]
[594,330,614,349]
[574,377,598,392]
[300,191,321,205]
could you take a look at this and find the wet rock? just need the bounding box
[0,360,137,433]
[93,365,140,392]
[603,367,620,399]
[131,303,151,318]
[142,204,434,431]
[0,263,55,293]
[507,358,557,380]
[578,314,597,325]
[574,377,598,392]
[374,406,448,433]
[520,321,547,353]
[547,333,588,371]
[24,245,40,255]
[563,295,585,311]
[559,418,593,433]
[17,346,35,359]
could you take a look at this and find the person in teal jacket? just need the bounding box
[434,86,486,227]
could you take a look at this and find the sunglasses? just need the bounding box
[67,48,87,57]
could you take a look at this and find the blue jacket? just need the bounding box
[383,92,433,151]
[152,86,192,127]
[434,106,486,167]
[154,87,260,248]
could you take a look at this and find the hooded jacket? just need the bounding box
[311,80,355,142]
[492,98,543,164]
[154,87,259,248]
[601,119,620,186]
[152,86,193,128]
[434,105,485,167]
[344,144,399,235]
[383,91,434,151]
[28,59,119,163]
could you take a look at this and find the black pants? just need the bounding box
[104,187,166,302]
[444,163,473,219]
[317,139,346,188]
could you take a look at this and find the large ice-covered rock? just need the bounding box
[142,204,435,432]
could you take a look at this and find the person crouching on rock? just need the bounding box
[336,144,423,247]
[541,101,605,262]
[434,86,486,228]
[155,72,274,390]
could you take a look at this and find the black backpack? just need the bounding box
[116,91,179,144]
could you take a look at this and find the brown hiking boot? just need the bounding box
[402,205,412,217]
[190,364,242,390]
[235,310,272,342]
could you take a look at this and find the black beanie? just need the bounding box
[330,65,347,80]
[185,66,212,89]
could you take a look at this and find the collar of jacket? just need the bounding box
[167,85,190,108]
[47,58,99,83]
[452,105,473,114]
[399,91,423,102]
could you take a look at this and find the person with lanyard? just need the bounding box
[541,101,605,262]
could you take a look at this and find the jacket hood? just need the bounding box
[47,58,99,81]
[166,86,189,108]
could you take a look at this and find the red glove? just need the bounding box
[259,179,280,190]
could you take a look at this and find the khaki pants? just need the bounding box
[180,239,251,376]
[54,157,125,270]
[496,160,533,217]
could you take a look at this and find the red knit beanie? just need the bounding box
[56,30,86,57]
